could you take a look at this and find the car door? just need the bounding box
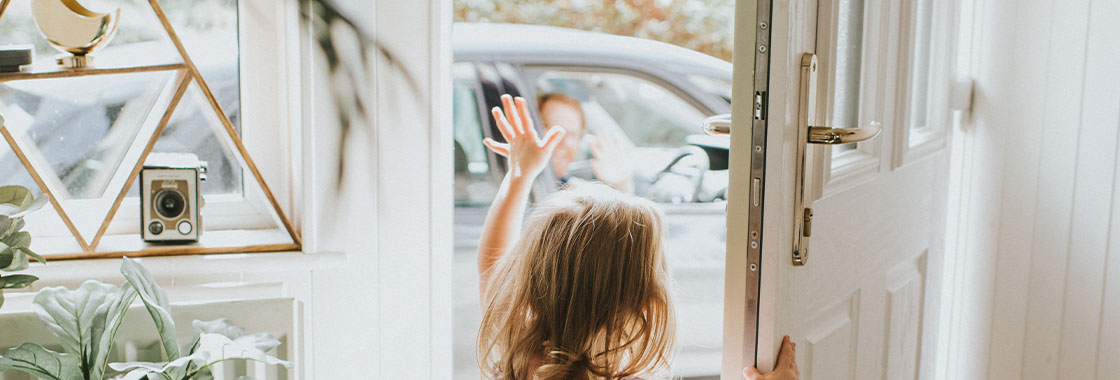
[721,0,956,378]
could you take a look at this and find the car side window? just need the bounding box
[535,70,706,148]
[533,70,726,204]
[453,63,498,207]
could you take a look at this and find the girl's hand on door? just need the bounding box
[743,335,799,380]
[483,94,566,184]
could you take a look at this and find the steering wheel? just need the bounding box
[646,145,710,203]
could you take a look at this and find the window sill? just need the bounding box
[3,250,346,302]
[32,228,299,260]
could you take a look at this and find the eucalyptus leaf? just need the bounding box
[5,248,29,271]
[12,193,48,218]
[0,274,38,289]
[25,247,45,264]
[120,258,181,361]
[0,342,82,380]
[7,218,24,236]
[0,186,31,213]
[5,231,31,248]
[0,215,12,237]
[0,203,20,217]
[33,281,132,380]
[0,244,13,269]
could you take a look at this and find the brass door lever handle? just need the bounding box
[808,122,882,144]
[702,115,882,145]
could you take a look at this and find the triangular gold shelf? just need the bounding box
[0,0,301,257]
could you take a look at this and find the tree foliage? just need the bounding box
[454,0,735,62]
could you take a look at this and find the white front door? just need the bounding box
[722,0,958,378]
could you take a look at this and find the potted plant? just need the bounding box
[0,257,291,380]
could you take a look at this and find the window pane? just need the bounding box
[535,71,725,205]
[537,71,704,148]
[908,0,935,135]
[831,0,865,156]
[0,0,242,198]
[453,63,497,207]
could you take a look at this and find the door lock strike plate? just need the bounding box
[754,92,766,120]
[802,208,813,237]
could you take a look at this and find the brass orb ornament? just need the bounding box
[31,0,120,68]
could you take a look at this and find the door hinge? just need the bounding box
[754,91,766,120]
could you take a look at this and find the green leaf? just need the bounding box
[5,247,28,271]
[110,351,208,380]
[0,204,19,217]
[0,186,31,213]
[192,319,281,351]
[121,258,181,361]
[192,318,246,339]
[185,333,293,378]
[6,218,24,237]
[0,274,38,289]
[4,231,31,249]
[32,281,132,380]
[13,193,48,217]
[0,343,82,380]
[25,247,45,265]
[90,284,137,380]
[0,215,12,237]
[0,244,13,269]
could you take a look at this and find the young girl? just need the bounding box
[475,94,797,380]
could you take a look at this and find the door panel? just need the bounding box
[724,0,955,378]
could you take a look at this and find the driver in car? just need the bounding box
[538,93,635,193]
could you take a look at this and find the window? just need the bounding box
[536,70,705,148]
[829,0,865,157]
[533,70,726,204]
[0,0,299,255]
[453,63,498,208]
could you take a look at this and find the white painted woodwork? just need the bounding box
[741,0,955,379]
[964,0,1120,379]
[720,0,757,376]
[1,0,455,378]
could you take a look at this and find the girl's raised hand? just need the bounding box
[483,94,566,181]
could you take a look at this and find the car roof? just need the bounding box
[453,23,732,79]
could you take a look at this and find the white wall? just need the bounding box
[949,0,1120,379]
[5,0,454,378]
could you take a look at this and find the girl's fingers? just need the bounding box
[515,97,538,140]
[491,107,515,143]
[776,335,796,370]
[483,138,509,157]
[742,366,762,380]
[501,95,524,135]
[542,125,566,153]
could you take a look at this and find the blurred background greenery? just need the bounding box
[454,0,735,62]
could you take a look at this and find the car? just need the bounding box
[452,22,733,379]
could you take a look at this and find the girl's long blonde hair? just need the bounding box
[478,182,676,380]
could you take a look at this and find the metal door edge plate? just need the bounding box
[744,0,773,367]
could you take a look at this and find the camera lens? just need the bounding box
[154,190,186,219]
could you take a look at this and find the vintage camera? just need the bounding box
[141,153,206,242]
